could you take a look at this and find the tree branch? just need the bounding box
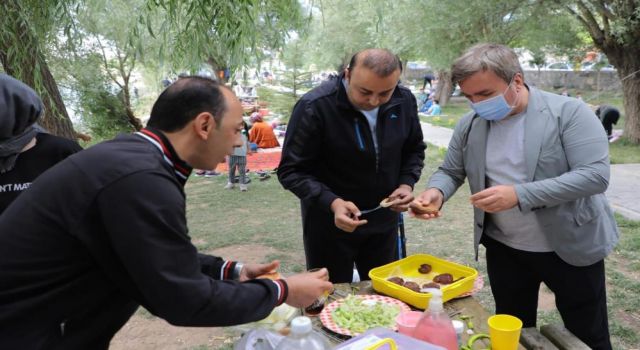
[97,36,124,89]
[557,0,605,45]
[589,0,612,35]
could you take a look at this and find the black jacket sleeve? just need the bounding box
[277,99,339,212]
[97,171,284,326]
[399,94,426,188]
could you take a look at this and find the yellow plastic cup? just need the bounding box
[487,314,523,350]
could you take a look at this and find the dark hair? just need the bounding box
[348,49,402,77]
[147,76,227,132]
[434,99,440,104]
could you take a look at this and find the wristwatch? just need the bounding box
[233,262,244,280]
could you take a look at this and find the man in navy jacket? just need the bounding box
[278,49,426,283]
[0,76,331,349]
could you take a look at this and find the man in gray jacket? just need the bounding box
[414,44,618,350]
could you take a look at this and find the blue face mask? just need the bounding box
[469,81,518,121]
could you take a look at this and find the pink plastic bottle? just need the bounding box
[412,288,458,350]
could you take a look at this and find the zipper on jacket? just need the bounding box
[354,119,365,151]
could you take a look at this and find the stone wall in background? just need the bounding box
[403,68,622,92]
[522,70,621,92]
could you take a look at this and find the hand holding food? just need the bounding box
[410,188,444,219]
[284,268,333,308]
[240,260,280,281]
[386,185,414,212]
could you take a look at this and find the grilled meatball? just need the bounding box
[418,263,432,274]
[387,276,404,286]
[422,282,441,290]
[433,273,454,284]
[403,281,421,292]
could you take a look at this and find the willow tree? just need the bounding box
[298,0,580,106]
[552,0,640,143]
[1,0,304,138]
[149,0,305,83]
[0,0,79,139]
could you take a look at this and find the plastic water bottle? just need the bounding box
[412,289,458,350]
[275,316,330,350]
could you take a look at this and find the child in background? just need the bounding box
[225,122,251,191]
[427,99,442,116]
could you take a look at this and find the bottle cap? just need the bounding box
[452,320,464,334]
[290,316,312,335]
[424,288,443,312]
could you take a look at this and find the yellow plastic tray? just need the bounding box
[368,254,478,309]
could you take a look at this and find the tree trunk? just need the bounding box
[619,70,640,143]
[435,71,453,107]
[590,31,640,144]
[121,79,143,131]
[601,46,640,144]
[0,0,77,140]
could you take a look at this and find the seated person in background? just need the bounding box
[416,88,429,108]
[427,99,442,116]
[249,112,280,149]
[0,73,82,215]
[595,105,620,139]
[419,95,434,113]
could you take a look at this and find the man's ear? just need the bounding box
[344,67,350,81]
[193,112,217,140]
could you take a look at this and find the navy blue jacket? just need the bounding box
[278,75,426,234]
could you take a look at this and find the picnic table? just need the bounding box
[311,281,589,350]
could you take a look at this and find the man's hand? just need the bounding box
[239,260,280,282]
[470,185,518,213]
[330,198,368,232]
[410,188,444,220]
[387,184,414,212]
[284,268,333,308]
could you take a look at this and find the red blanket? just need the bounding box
[216,151,281,172]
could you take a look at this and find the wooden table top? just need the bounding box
[311,281,526,349]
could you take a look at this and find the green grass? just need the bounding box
[609,138,640,164]
[419,97,469,128]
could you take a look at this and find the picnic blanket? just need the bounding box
[216,151,281,172]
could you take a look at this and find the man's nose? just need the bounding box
[368,96,380,106]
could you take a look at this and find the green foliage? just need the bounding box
[277,38,312,110]
[256,87,297,123]
[145,0,305,74]
[72,55,134,139]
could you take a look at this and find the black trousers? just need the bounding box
[482,234,612,350]
[304,227,397,284]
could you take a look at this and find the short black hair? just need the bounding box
[147,76,227,132]
[348,49,402,77]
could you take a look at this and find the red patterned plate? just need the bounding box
[319,294,411,336]
[454,274,484,299]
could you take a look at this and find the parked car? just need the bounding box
[544,62,573,71]
[581,62,617,72]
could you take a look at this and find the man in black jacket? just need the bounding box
[0,76,331,349]
[278,49,426,283]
